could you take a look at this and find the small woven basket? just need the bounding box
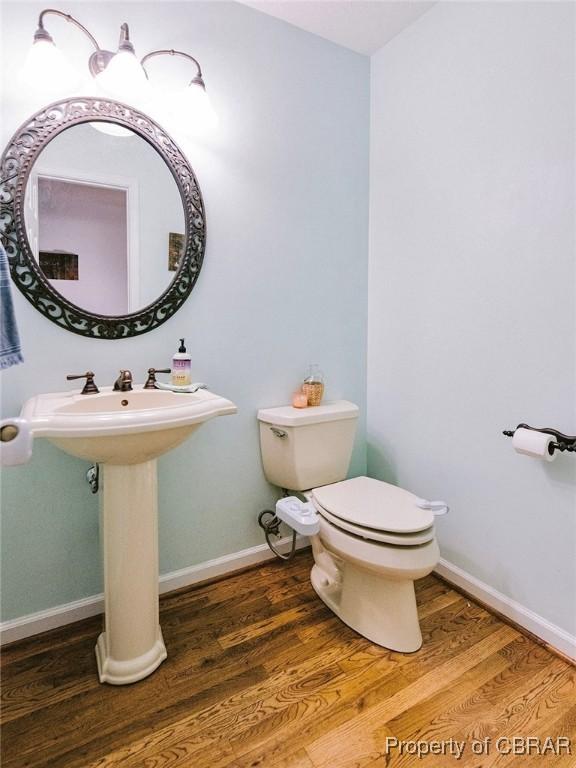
[302,382,324,406]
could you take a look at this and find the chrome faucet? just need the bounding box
[113,370,133,392]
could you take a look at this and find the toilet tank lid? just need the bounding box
[257,400,358,427]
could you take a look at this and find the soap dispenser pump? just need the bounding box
[172,338,191,386]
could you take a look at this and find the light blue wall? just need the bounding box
[0,2,369,620]
[368,2,575,634]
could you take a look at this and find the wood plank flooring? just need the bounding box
[1,550,575,768]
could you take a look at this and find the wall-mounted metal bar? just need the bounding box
[503,423,576,455]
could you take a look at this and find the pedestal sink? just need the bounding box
[21,387,236,684]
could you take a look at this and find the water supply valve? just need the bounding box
[275,496,320,536]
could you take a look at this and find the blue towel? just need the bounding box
[0,241,23,369]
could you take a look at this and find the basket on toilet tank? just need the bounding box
[257,400,358,491]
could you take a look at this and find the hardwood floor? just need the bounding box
[1,550,575,767]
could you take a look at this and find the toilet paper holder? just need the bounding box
[502,423,576,455]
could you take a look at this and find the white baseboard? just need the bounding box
[3,547,573,661]
[0,535,308,646]
[435,558,576,662]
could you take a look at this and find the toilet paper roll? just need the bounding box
[0,418,32,466]
[512,427,556,462]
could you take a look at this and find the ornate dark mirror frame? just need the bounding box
[0,97,205,339]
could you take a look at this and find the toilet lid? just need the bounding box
[312,476,434,534]
[316,504,436,545]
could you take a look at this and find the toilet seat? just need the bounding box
[312,476,435,545]
[314,503,435,546]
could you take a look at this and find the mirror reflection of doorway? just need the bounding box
[33,174,139,315]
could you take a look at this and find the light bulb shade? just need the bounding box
[89,121,135,138]
[21,39,80,93]
[94,49,149,103]
[169,82,218,136]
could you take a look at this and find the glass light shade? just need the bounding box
[167,83,218,137]
[21,39,80,92]
[94,50,149,102]
[89,121,135,138]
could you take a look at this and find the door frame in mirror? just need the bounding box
[0,98,206,339]
[27,167,141,311]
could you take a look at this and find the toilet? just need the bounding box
[257,400,440,652]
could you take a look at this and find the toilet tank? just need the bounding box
[257,400,359,491]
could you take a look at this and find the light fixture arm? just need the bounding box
[35,8,116,77]
[117,23,135,54]
[36,8,101,51]
[141,49,205,88]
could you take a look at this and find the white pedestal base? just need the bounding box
[96,630,167,685]
[97,461,166,685]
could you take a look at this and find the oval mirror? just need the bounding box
[0,99,205,338]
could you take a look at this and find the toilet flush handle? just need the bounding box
[270,426,287,439]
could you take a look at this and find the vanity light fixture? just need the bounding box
[22,9,217,135]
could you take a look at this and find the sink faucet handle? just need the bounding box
[66,371,99,395]
[144,368,171,390]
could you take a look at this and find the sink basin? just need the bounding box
[21,387,237,464]
[20,384,237,685]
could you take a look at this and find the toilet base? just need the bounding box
[311,561,423,653]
